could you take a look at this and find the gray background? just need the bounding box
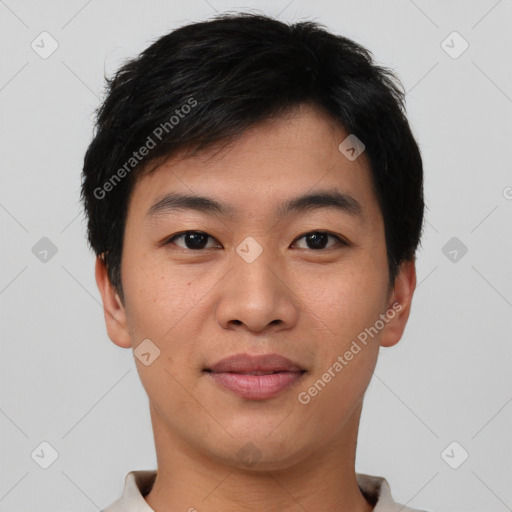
[1,1,511,511]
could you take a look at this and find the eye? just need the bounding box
[163,230,348,251]
[164,231,221,250]
[292,231,347,250]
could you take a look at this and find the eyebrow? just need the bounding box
[145,189,364,221]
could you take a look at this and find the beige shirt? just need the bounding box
[101,470,431,512]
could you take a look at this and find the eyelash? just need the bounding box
[163,230,349,251]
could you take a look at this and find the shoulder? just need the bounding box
[356,472,433,512]
[100,470,157,512]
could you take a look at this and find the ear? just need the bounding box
[95,255,132,349]
[380,259,417,348]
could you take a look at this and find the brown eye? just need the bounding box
[165,231,220,250]
[292,231,347,250]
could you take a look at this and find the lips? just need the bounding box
[203,353,306,400]
[204,353,305,374]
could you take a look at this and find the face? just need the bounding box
[97,104,416,472]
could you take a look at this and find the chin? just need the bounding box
[206,435,313,473]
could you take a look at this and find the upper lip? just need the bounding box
[206,353,305,373]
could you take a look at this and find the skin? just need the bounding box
[96,103,416,512]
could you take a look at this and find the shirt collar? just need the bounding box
[106,470,426,512]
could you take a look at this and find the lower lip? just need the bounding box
[205,371,306,400]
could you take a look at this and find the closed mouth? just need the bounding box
[203,369,306,375]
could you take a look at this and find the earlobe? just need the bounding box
[94,256,132,349]
[380,259,417,348]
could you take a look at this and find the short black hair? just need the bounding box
[81,12,424,304]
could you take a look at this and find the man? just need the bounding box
[81,12,429,512]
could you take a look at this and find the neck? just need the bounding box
[144,400,374,512]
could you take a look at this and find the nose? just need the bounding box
[215,248,299,334]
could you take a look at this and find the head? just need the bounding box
[82,13,424,471]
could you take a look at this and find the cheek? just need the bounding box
[121,252,213,379]
[296,273,384,430]
[121,246,192,335]
[300,258,388,341]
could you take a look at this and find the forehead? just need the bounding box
[127,105,381,229]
